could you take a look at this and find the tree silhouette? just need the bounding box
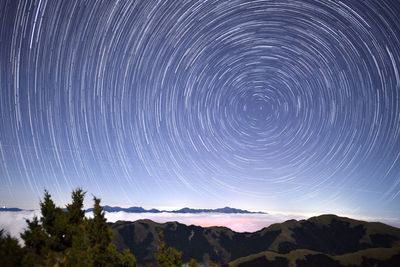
[155,229,182,267]
[188,258,200,267]
[0,229,25,267]
[18,189,137,266]
[88,196,116,266]
[66,188,86,225]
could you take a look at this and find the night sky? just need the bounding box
[1,0,400,219]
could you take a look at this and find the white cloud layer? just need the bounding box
[2,211,400,244]
[0,211,41,243]
[88,212,307,232]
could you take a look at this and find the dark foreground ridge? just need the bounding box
[109,214,400,266]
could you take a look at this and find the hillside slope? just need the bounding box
[109,214,400,266]
[227,247,400,267]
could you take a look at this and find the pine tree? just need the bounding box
[65,188,87,249]
[20,216,48,265]
[0,229,25,267]
[87,196,137,266]
[21,216,46,255]
[67,188,86,225]
[40,189,68,252]
[155,230,182,267]
[188,258,200,267]
[87,196,112,262]
[119,249,137,267]
[19,189,137,266]
[63,188,93,266]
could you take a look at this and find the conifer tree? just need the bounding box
[66,188,86,225]
[188,258,200,267]
[87,196,137,266]
[87,197,112,255]
[19,189,137,266]
[0,229,25,267]
[65,188,87,249]
[155,229,182,267]
[63,189,93,265]
[21,216,46,255]
[20,216,48,265]
[119,248,138,267]
[40,189,68,252]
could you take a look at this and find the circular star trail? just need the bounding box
[1,0,400,215]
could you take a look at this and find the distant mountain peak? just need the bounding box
[0,207,25,212]
[85,205,266,214]
[0,205,267,214]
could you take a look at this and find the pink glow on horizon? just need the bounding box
[181,215,270,232]
[99,212,308,232]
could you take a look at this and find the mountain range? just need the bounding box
[109,214,400,266]
[0,207,25,212]
[0,206,266,214]
[86,206,266,214]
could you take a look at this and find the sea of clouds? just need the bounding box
[1,210,304,242]
[86,211,306,232]
[2,211,400,244]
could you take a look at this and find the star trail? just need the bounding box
[1,0,400,218]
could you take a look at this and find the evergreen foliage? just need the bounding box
[0,188,137,266]
[155,229,183,267]
[0,229,25,267]
[188,258,199,267]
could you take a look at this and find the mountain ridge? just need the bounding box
[0,207,30,212]
[109,214,400,266]
[86,205,267,214]
[0,205,267,214]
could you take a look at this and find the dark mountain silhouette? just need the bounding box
[86,205,266,214]
[109,214,400,266]
[0,205,265,214]
[0,207,25,212]
[86,205,151,213]
[171,206,266,214]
